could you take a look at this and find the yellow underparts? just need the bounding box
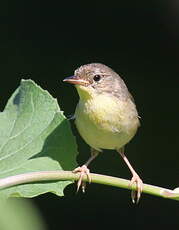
[75,85,139,151]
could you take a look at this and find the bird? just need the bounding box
[63,63,143,203]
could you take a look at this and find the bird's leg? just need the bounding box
[117,147,143,203]
[73,148,99,193]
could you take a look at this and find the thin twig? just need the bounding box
[0,171,178,201]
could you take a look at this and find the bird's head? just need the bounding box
[63,63,129,100]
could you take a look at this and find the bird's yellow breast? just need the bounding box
[75,86,139,151]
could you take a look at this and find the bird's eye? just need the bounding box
[93,75,101,82]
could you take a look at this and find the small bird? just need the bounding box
[63,63,143,203]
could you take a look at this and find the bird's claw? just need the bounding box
[73,165,91,193]
[129,173,143,204]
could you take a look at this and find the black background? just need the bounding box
[2,1,179,229]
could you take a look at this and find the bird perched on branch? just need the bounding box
[64,63,143,203]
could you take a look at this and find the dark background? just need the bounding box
[2,0,179,229]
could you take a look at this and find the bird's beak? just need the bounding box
[63,75,90,86]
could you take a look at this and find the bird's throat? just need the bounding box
[75,85,95,101]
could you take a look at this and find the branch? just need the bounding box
[0,171,178,200]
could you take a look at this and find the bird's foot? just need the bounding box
[129,173,143,204]
[73,165,91,193]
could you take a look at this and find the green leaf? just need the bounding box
[0,79,78,199]
[0,198,46,230]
